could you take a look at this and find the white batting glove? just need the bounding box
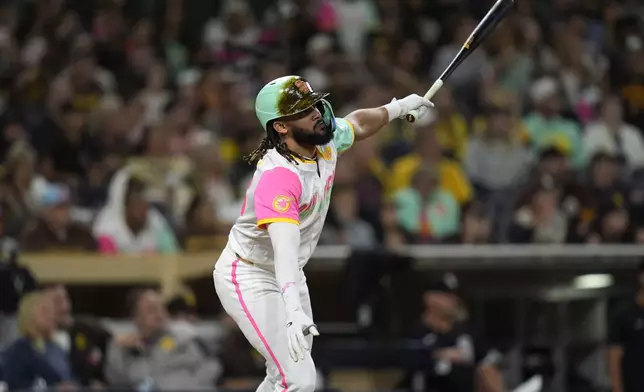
[384,94,434,122]
[286,309,319,362]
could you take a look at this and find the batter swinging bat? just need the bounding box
[406,0,516,123]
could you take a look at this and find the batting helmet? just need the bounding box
[255,75,336,132]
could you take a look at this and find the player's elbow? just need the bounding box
[343,112,369,141]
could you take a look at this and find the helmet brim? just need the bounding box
[277,91,330,118]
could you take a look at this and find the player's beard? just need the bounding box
[290,119,333,146]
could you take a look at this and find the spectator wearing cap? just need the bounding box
[577,152,632,243]
[393,166,460,243]
[607,260,644,392]
[22,183,97,252]
[583,95,644,172]
[105,289,221,390]
[470,89,529,141]
[508,180,569,244]
[389,128,473,205]
[442,202,492,245]
[614,46,644,128]
[523,77,586,169]
[166,291,230,376]
[398,274,506,392]
[512,144,587,240]
[534,145,571,185]
[166,293,199,339]
[587,203,632,244]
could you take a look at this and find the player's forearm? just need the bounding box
[344,107,390,142]
[346,97,430,141]
[267,222,303,313]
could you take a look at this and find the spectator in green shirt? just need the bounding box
[393,166,460,243]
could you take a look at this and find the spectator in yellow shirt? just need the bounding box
[432,86,469,161]
[388,129,473,205]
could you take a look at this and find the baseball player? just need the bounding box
[213,76,433,392]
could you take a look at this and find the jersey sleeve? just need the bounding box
[254,167,302,228]
[333,117,356,154]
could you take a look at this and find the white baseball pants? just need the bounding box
[214,247,317,392]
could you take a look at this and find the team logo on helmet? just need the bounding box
[276,77,328,116]
[294,79,313,95]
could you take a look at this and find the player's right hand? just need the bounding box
[391,94,434,120]
[286,310,319,362]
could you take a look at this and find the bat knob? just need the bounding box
[303,324,319,336]
[405,113,416,123]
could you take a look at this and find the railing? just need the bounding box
[17,245,644,296]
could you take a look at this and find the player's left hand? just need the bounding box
[286,309,319,362]
[391,94,434,120]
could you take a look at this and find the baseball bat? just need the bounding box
[406,0,516,123]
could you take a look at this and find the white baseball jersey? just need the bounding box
[227,117,355,267]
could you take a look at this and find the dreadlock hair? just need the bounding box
[243,123,306,166]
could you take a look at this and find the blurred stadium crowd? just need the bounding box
[0,283,270,391]
[0,0,644,390]
[1,0,644,254]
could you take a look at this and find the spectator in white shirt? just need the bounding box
[583,95,644,171]
[93,170,179,254]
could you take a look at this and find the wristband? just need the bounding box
[383,100,402,122]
